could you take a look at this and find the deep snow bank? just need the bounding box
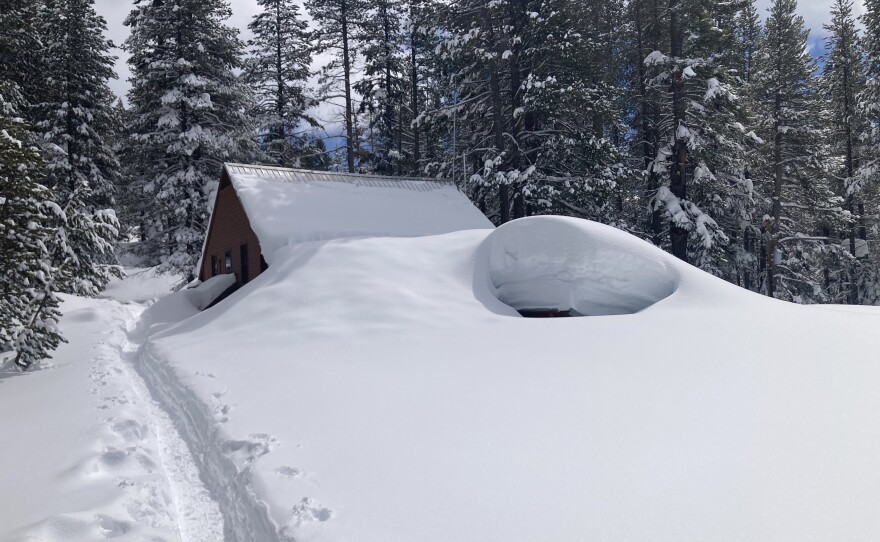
[137,217,880,542]
[135,274,235,337]
[482,216,677,315]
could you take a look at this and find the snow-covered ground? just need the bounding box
[0,272,223,542]
[134,216,880,542]
[6,217,880,542]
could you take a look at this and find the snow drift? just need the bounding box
[483,216,677,315]
[136,216,880,542]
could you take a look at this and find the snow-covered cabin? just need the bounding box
[199,163,493,286]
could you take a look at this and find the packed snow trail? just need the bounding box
[0,273,224,542]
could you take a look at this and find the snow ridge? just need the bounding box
[135,339,281,542]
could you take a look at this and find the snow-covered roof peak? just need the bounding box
[218,163,493,264]
[223,163,458,190]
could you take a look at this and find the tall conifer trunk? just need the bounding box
[669,0,688,261]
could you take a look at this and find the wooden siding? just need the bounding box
[199,177,264,286]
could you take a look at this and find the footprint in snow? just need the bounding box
[100,447,129,467]
[95,514,129,538]
[274,466,303,478]
[222,434,277,469]
[289,497,333,527]
[110,419,148,443]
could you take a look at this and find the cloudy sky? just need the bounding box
[97,0,848,102]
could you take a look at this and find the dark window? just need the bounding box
[240,244,249,284]
[211,255,218,277]
[260,254,268,272]
[225,251,232,273]
[518,309,574,318]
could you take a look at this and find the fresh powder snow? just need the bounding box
[127,215,880,542]
[0,272,224,542]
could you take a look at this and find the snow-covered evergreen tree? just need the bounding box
[627,0,668,244]
[0,84,64,369]
[821,0,870,303]
[752,0,846,301]
[636,0,755,267]
[33,0,123,295]
[124,0,255,276]
[0,0,44,106]
[856,0,880,302]
[860,0,880,177]
[423,0,629,224]
[354,0,404,174]
[244,0,317,168]
[306,0,369,173]
[395,0,446,177]
[735,0,762,85]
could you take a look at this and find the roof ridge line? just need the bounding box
[224,163,454,184]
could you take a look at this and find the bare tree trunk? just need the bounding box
[743,226,752,291]
[636,0,663,245]
[767,90,784,299]
[410,28,420,174]
[341,0,355,173]
[843,56,859,303]
[509,0,526,220]
[483,7,509,223]
[275,1,286,166]
[381,1,394,174]
[668,0,688,262]
[491,61,509,223]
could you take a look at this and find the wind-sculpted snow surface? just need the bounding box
[137,217,880,542]
[483,216,677,315]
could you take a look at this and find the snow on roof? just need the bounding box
[221,163,494,263]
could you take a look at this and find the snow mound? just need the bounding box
[226,165,494,263]
[135,274,236,338]
[187,273,236,311]
[135,224,880,542]
[482,216,678,315]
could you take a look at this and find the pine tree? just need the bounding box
[125,0,255,276]
[423,0,629,224]
[34,0,123,295]
[244,0,317,167]
[735,0,761,85]
[306,0,369,173]
[354,0,404,174]
[822,0,869,303]
[0,0,44,105]
[860,0,880,173]
[727,0,764,292]
[857,0,880,302]
[752,0,845,301]
[0,84,64,369]
[628,0,669,244]
[631,0,754,270]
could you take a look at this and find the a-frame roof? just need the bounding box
[207,163,493,266]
